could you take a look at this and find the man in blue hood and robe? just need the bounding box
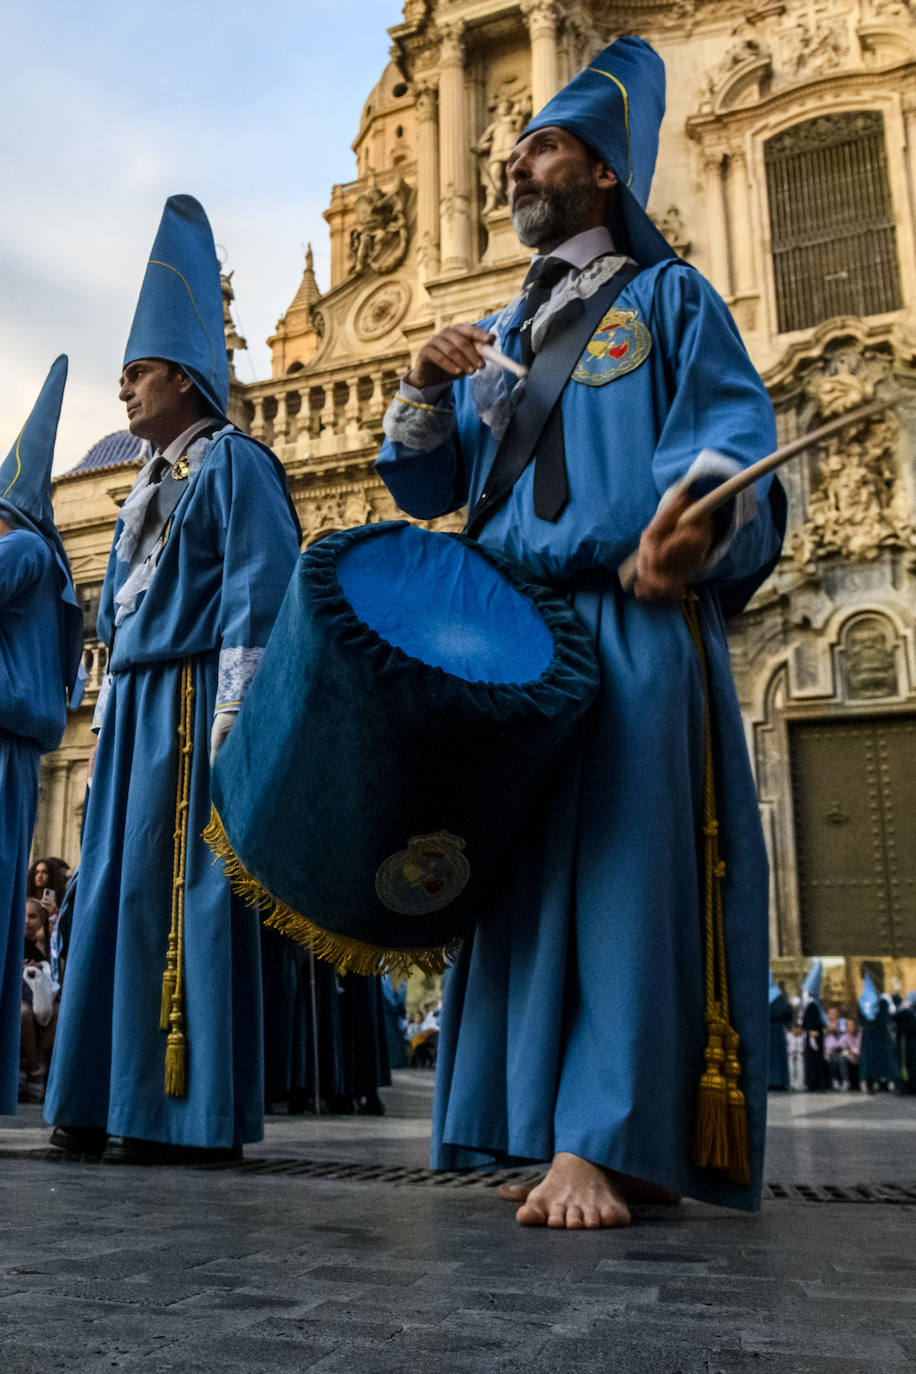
[45,196,300,1160]
[376,36,785,1225]
[0,356,82,1114]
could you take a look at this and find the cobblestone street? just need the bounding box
[1,1074,914,1373]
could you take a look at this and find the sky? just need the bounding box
[1,0,405,471]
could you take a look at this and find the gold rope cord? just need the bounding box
[161,657,193,1097]
[682,593,750,1186]
[203,807,460,980]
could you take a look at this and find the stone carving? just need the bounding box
[473,94,530,214]
[220,271,247,378]
[303,490,374,542]
[784,16,849,78]
[349,185,409,276]
[699,19,772,111]
[841,615,899,699]
[805,350,885,417]
[354,280,411,341]
[650,205,691,257]
[867,0,916,17]
[792,397,912,567]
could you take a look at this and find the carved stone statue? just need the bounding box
[473,95,530,214]
[349,186,409,276]
[842,617,898,699]
[220,271,247,378]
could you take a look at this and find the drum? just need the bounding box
[206,521,600,975]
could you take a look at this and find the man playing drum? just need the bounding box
[377,36,785,1227]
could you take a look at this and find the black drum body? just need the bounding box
[208,522,600,974]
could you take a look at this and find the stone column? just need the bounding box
[415,84,441,281]
[438,21,472,274]
[273,391,289,445]
[249,395,266,441]
[522,0,561,110]
[727,149,756,296]
[703,149,732,298]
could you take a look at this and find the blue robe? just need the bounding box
[0,530,68,1114]
[45,432,299,1147]
[768,992,792,1091]
[377,259,784,1210]
[860,1001,900,1085]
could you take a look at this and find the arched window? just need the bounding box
[765,111,902,332]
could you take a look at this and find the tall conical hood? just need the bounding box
[768,969,782,1005]
[0,355,83,701]
[802,958,823,1001]
[858,971,880,1022]
[518,35,677,267]
[0,354,68,533]
[123,195,229,419]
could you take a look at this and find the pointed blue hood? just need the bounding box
[802,958,823,1001]
[123,195,229,419]
[768,970,782,1005]
[0,355,83,702]
[858,971,880,1023]
[519,35,677,267]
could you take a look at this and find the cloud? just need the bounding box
[1,0,404,469]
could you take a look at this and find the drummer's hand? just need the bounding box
[404,325,495,389]
[632,491,716,602]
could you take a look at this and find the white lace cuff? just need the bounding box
[92,671,113,734]
[383,394,456,452]
[216,647,264,714]
[662,449,757,575]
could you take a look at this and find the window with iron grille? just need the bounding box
[765,111,902,333]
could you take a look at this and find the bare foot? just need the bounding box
[499,1163,680,1213]
[500,1152,631,1229]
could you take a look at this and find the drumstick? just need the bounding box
[478,343,529,379]
[618,397,890,591]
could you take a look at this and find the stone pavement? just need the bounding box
[1,1073,914,1374]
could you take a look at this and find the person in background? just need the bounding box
[376,34,784,1228]
[0,358,82,1119]
[45,197,300,1163]
[840,1017,861,1093]
[768,973,792,1091]
[858,974,900,1093]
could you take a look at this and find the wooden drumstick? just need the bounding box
[617,397,890,592]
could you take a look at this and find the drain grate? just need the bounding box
[2,1148,916,1202]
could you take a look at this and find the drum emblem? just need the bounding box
[572,306,652,386]
[376,831,470,915]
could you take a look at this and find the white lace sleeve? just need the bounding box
[92,671,113,735]
[663,449,758,575]
[383,393,456,452]
[216,647,264,714]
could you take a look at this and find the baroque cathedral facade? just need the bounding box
[45,0,916,999]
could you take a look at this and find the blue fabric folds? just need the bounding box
[212,522,600,957]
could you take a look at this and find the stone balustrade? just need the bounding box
[80,638,109,703]
[244,360,407,456]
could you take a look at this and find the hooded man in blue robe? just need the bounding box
[45,195,301,1160]
[0,356,82,1114]
[376,36,785,1225]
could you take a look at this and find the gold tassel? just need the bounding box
[159,964,176,1032]
[724,1027,751,1185]
[694,1014,729,1171]
[203,806,461,979]
[164,992,188,1098]
[162,658,193,1097]
[683,594,751,1187]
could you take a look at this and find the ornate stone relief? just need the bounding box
[473,93,531,215]
[301,489,375,542]
[349,185,410,276]
[783,14,849,78]
[792,349,913,567]
[354,280,411,341]
[649,205,691,257]
[839,614,900,698]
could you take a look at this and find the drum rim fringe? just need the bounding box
[203,806,458,979]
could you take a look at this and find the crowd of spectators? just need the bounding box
[19,856,72,1104]
[771,980,916,1095]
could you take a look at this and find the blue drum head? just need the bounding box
[336,523,554,684]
